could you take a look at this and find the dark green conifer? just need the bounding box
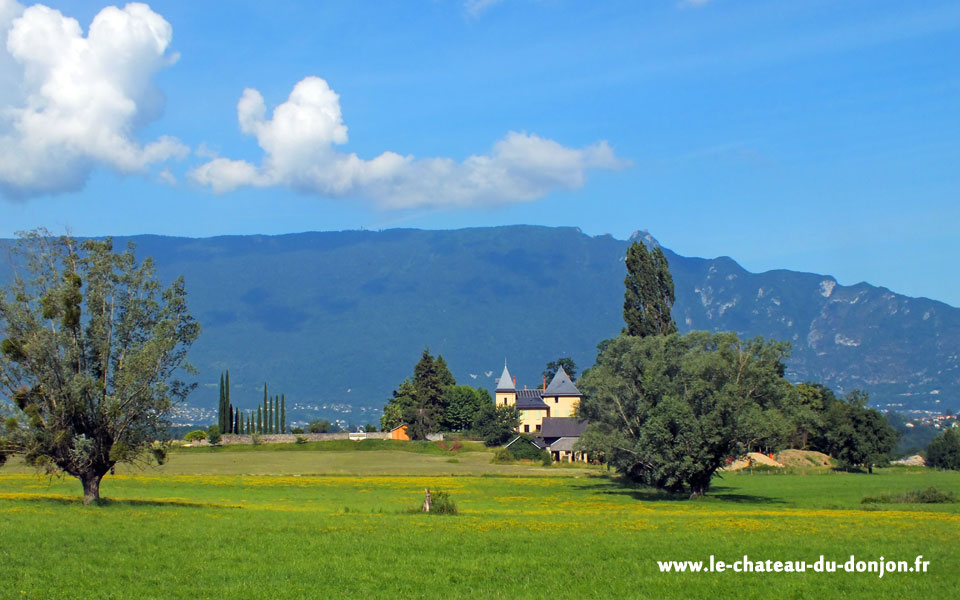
[218,372,226,431]
[257,406,262,434]
[280,394,286,434]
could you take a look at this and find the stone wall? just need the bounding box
[218,432,393,445]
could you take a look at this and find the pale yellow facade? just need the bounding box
[541,395,579,419]
[519,408,547,433]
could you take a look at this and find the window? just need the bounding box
[524,425,530,433]
[555,398,559,404]
[535,424,541,432]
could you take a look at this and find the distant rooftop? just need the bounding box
[544,366,581,397]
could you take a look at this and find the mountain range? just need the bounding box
[1,226,957,424]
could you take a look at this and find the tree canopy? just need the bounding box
[0,231,200,504]
[926,428,960,470]
[577,331,795,497]
[622,241,677,337]
[543,357,577,383]
[381,348,456,437]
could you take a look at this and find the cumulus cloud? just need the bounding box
[0,1,187,198]
[190,76,627,209]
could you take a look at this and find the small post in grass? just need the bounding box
[423,488,432,513]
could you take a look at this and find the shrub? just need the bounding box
[429,490,458,515]
[290,427,305,434]
[491,448,514,464]
[206,425,222,446]
[541,452,553,467]
[250,433,262,446]
[294,435,308,445]
[308,419,332,433]
[862,487,957,504]
[184,430,207,443]
[505,435,546,461]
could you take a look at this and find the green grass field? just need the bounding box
[1,444,958,599]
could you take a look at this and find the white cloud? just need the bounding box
[0,1,187,198]
[189,76,628,209]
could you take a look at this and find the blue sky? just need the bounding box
[1,0,958,306]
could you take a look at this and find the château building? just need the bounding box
[495,362,589,462]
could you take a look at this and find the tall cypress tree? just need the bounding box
[257,407,262,434]
[218,372,226,431]
[280,394,286,434]
[274,396,279,433]
[622,240,677,337]
[262,385,268,434]
[225,369,231,429]
[247,413,252,434]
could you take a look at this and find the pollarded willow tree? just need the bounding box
[0,231,200,504]
[576,331,795,498]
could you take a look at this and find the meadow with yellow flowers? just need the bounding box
[1,442,957,599]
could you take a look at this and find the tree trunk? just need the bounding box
[81,472,104,505]
[688,475,710,499]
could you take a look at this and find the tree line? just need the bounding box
[215,372,286,435]
[381,349,520,445]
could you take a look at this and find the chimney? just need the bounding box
[512,376,516,386]
[542,376,546,391]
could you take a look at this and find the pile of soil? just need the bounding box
[722,452,785,471]
[892,454,926,466]
[776,449,833,468]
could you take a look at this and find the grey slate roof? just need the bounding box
[515,388,548,409]
[540,417,589,438]
[544,366,581,397]
[548,437,578,452]
[496,363,515,391]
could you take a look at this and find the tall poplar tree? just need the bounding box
[622,240,677,337]
[256,407,262,434]
[280,394,286,433]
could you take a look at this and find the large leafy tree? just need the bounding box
[821,391,898,473]
[442,385,491,432]
[473,402,521,447]
[0,231,200,504]
[926,428,960,470]
[577,331,794,497]
[622,241,677,337]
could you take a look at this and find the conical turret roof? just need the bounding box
[496,362,515,391]
[544,365,581,396]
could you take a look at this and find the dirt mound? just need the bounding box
[776,449,833,468]
[892,454,926,466]
[723,452,784,471]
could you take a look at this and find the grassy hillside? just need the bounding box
[1,448,957,599]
